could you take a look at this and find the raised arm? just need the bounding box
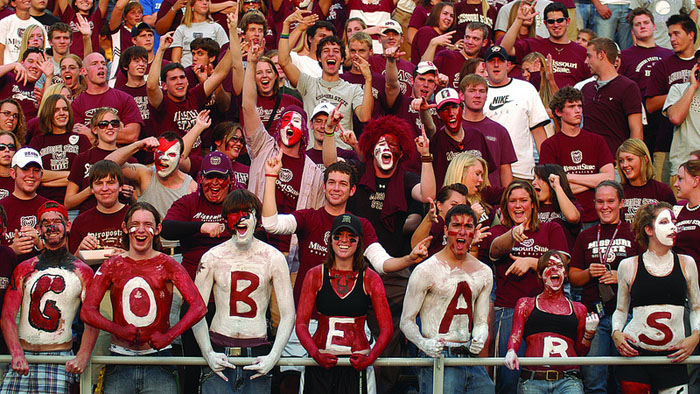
[227,12,244,96]
[353,56,374,123]
[501,1,535,57]
[411,127,436,203]
[203,47,233,97]
[155,0,186,35]
[242,42,264,136]
[278,10,310,87]
[180,110,211,172]
[147,32,173,109]
[548,174,581,223]
[420,31,455,63]
[260,151,300,234]
[109,0,129,32]
[384,46,402,108]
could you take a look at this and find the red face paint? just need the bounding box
[154,138,180,176]
[279,112,303,147]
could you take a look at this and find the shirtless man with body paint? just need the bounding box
[401,204,494,393]
[192,189,295,393]
[612,202,700,394]
[505,250,599,393]
[80,202,207,394]
[1,201,98,393]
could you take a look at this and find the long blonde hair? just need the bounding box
[183,0,212,27]
[19,25,46,60]
[616,138,654,185]
[522,51,553,108]
[443,152,490,205]
[508,1,536,38]
[38,83,69,114]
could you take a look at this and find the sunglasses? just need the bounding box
[0,111,18,119]
[545,17,567,24]
[96,120,120,129]
[0,143,16,151]
[228,136,245,145]
[332,234,358,243]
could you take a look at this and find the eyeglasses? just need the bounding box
[228,136,245,145]
[0,111,18,119]
[96,120,120,129]
[0,143,17,151]
[545,17,567,24]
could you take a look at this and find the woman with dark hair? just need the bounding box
[533,163,582,250]
[407,0,440,45]
[410,2,456,64]
[616,138,676,223]
[459,58,488,80]
[482,180,568,394]
[211,121,250,188]
[411,183,469,256]
[251,55,303,134]
[28,94,90,204]
[613,202,700,394]
[296,213,393,394]
[0,98,27,145]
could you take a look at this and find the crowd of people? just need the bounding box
[0,0,700,392]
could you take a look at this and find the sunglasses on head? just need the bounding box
[0,143,16,151]
[97,120,120,129]
[545,17,567,24]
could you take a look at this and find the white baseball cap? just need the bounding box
[11,147,43,169]
[311,102,336,120]
[382,20,403,35]
[435,88,461,110]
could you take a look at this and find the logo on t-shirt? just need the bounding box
[571,150,582,164]
[279,168,293,183]
[20,215,37,228]
[489,96,511,111]
[69,135,79,145]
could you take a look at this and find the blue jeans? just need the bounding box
[518,376,584,394]
[594,3,632,49]
[495,307,526,394]
[201,365,271,394]
[418,351,494,394]
[576,1,597,30]
[103,350,178,394]
[581,314,617,394]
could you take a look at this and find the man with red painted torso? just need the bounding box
[192,189,295,393]
[505,250,599,393]
[401,204,494,393]
[81,202,206,394]
[0,201,97,393]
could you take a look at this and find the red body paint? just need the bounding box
[28,274,66,332]
[439,281,474,334]
[229,271,259,318]
[638,311,673,346]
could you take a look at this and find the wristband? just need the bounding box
[324,131,335,136]
[280,33,290,39]
[265,173,278,178]
[421,154,433,163]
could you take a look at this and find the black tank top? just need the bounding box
[630,251,686,308]
[316,266,370,317]
[523,298,578,341]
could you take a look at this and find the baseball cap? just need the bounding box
[435,88,461,110]
[311,102,336,120]
[11,147,43,169]
[131,22,155,37]
[484,45,509,62]
[331,213,363,236]
[201,151,233,176]
[382,20,403,35]
[415,61,438,75]
[37,200,68,221]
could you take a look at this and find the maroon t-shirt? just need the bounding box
[570,221,639,314]
[389,92,440,139]
[267,153,305,253]
[56,6,105,58]
[621,180,676,223]
[310,0,347,40]
[427,214,447,257]
[453,2,496,38]
[368,54,414,96]
[0,176,12,200]
[538,202,583,252]
[72,88,144,128]
[409,5,430,30]
[114,59,170,90]
[232,161,249,188]
[581,75,642,157]
[0,193,48,262]
[674,204,700,268]
[69,204,128,254]
[434,50,469,90]
[514,38,590,88]
[466,116,516,188]
[539,129,615,222]
[0,74,38,120]
[29,132,91,202]
[290,207,378,307]
[485,221,568,308]
[255,93,303,135]
[619,45,673,97]
[429,123,496,188]
[116,83,154,136]
[163,192,230,279]
[150,83,209,156]
[411,26,443,65]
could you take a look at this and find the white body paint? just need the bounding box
[542,336,569,357]
[18,267,85,345]
[325,317,356,354]
[624,304,685,350]
[121,277,158,327]
[654,210,677,247]
[373,137,395,172]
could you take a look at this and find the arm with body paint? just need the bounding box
[573,302,597,355]
[66,263,98,374]
[400,264,444,358]
[244,251,294,378]
[1,262,32,375]
[611,257,639,357]
[296,265,337,368]
[505,297,534,370]
[470,267,493,354]
[668,254,700,362]
[350,270,393,370]
[149,262,206,350]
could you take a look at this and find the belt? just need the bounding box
[520,369,580,381]
[444,345,475,358]
[163,246,182,256]
[212,344,271,357]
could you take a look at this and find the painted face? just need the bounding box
[461,162,484,196]
[227,208,256,246]
[438,103,461,133]
[532,175,551,203]
[373,135,401,172]
[542,254,566,292]
[331,229,358,259]
[39,211,69,249]
[154,138,181,178]
[436,190,467,217]
[91,175,120,208]
[255,61,276,96]
[445,214,475,257]
[595,185,622,224]
[279,111,303,147]
[0,102,19,132]
[324,171,354,207]
[654,209,677,247]
[507,188,533,226]
[125,209,158,255]
[60,58,80,88]
[0,134,16,167]
[52,99,70,129]
[201,173,230,203]
[618,151,643,183]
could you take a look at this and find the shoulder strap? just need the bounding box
[266,93,283,131]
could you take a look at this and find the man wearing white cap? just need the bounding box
[389,61,441,147]
[0,147,49,262]
[306,102,359,172]
[368,20,415,96]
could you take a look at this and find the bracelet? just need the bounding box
[265,173,278,178]
[324,131,335,136]
[279,33,290,39]
[583,334,594,340]
[421,154,433,163]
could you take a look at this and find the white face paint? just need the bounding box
[373,136,395,171]
[542,255,566,293]
[280,112,303,146]
[654,209,677,247]
[233,209,257,246]
[155,141,181,178]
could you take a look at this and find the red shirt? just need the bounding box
[150,83,209,156]
[514,38,590,88]
[69,205,128,254]
[674,205,700,269]
[621,180,676,223]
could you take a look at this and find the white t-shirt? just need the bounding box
[171,21,229,67]
[663,82,700,176]
[495,0,551,39]
[291,51,322,78]
[483,78,550,180]
[0,15,48,64]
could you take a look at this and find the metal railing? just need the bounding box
[5,355,700,394]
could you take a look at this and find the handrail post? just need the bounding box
[81,358,92,394]
[432,356,444,394]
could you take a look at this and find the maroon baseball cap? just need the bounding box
[201,151,233,176]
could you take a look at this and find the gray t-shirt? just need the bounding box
[663,82,700,175]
